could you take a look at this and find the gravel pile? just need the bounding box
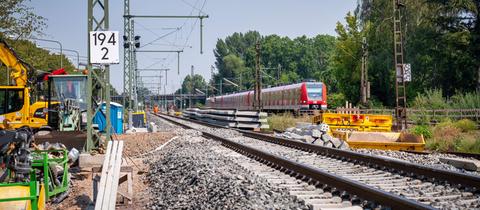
[144,129,305,210]
[274,123,349,149]
[355,148,480,175]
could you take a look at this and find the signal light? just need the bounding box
[123,35,130,48]
[134,35,141,48]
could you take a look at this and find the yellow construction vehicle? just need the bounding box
[0,38,53,130]
[313,112,425,151]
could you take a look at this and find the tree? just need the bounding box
[177,74,207,94]
[0,0,46,38]
[211,31,336,95]
[330,12,370,104]
[0,38,76,86]
[355,0,479,105]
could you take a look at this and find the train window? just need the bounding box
[306,83,323,100]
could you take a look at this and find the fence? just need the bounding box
[334,107,480,124]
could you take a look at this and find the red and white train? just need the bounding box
[206,82,327,112]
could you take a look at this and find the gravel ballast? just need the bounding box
[355,148,480,175]
[144,128,306,210]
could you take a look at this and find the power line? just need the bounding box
[142,28,182,47]
[163,0,204,68]
[181,0,207,51]
[181,0,207,15]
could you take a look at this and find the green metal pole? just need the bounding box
[86,0,94,152]
[105,0,111,142]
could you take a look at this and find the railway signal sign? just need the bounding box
[403,63,411,82]
[89,31,119,64]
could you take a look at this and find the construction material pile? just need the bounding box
[144,129,305,209]
[183,108,269,129]
[274,122,349,149]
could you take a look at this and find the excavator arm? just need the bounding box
[0,39,34,87]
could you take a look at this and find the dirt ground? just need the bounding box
[47,131,175,210]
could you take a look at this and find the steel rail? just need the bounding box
[162,113,480,190]
[154,113,434,210]
[401,150,480,160]
[239,130,480,190]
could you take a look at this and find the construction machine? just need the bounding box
[0,128,70,210]
[0,38,61,131]
[313,112,425,151]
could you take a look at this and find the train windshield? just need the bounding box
[306,83,323,100]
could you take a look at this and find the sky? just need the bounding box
[26,0,357,94]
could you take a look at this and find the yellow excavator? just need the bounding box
[0,38,53,131]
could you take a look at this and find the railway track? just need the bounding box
[153,113,480,209]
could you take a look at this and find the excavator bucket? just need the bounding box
[314,113,425,151]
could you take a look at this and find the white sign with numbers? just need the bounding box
[89,31,119,64]
[403,63,411,82]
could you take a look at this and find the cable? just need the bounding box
[162,0,201,62]
[181,0,207,15]
[142,28,182,48]
[181,0,207,51]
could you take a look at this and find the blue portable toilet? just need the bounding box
[93,102,124,134]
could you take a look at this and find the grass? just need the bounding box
[267,113,312,131]
[267,112,480,154]
[412,89,480,110]
[421,119,480,153]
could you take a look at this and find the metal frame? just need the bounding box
[393,0,408,130]
[122,7,209,115]
[87,0,111,151]
[0,149,69,210]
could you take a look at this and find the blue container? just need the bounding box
[93,102,124,134]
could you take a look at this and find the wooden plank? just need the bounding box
[108,141,124,210]
[101,140,119,210]
[92,166,133,173]
[94,141,113,209]
[97,140,118,210]
[127,172,133,204]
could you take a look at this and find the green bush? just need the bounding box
[455,136,480,153]
[450,91,480,109]
[425,123,462,152]
[412,89,449,109]
[454,119,477,132]
[327,92,346,109]
[409,109,431,125]
[267,113,312,132]
[423,119,480,153]
[411,89,480,109]
[267,113,297,131]
[367,97,385,109]
[410,125,432,139]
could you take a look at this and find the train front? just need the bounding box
[303,82,327,110]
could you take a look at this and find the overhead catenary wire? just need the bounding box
[162,0,207,94]
[135,0,207,95]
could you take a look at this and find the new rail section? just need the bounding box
[154,113,480,209]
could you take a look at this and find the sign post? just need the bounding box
[87,30,119,150]
[89,31,119,64]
